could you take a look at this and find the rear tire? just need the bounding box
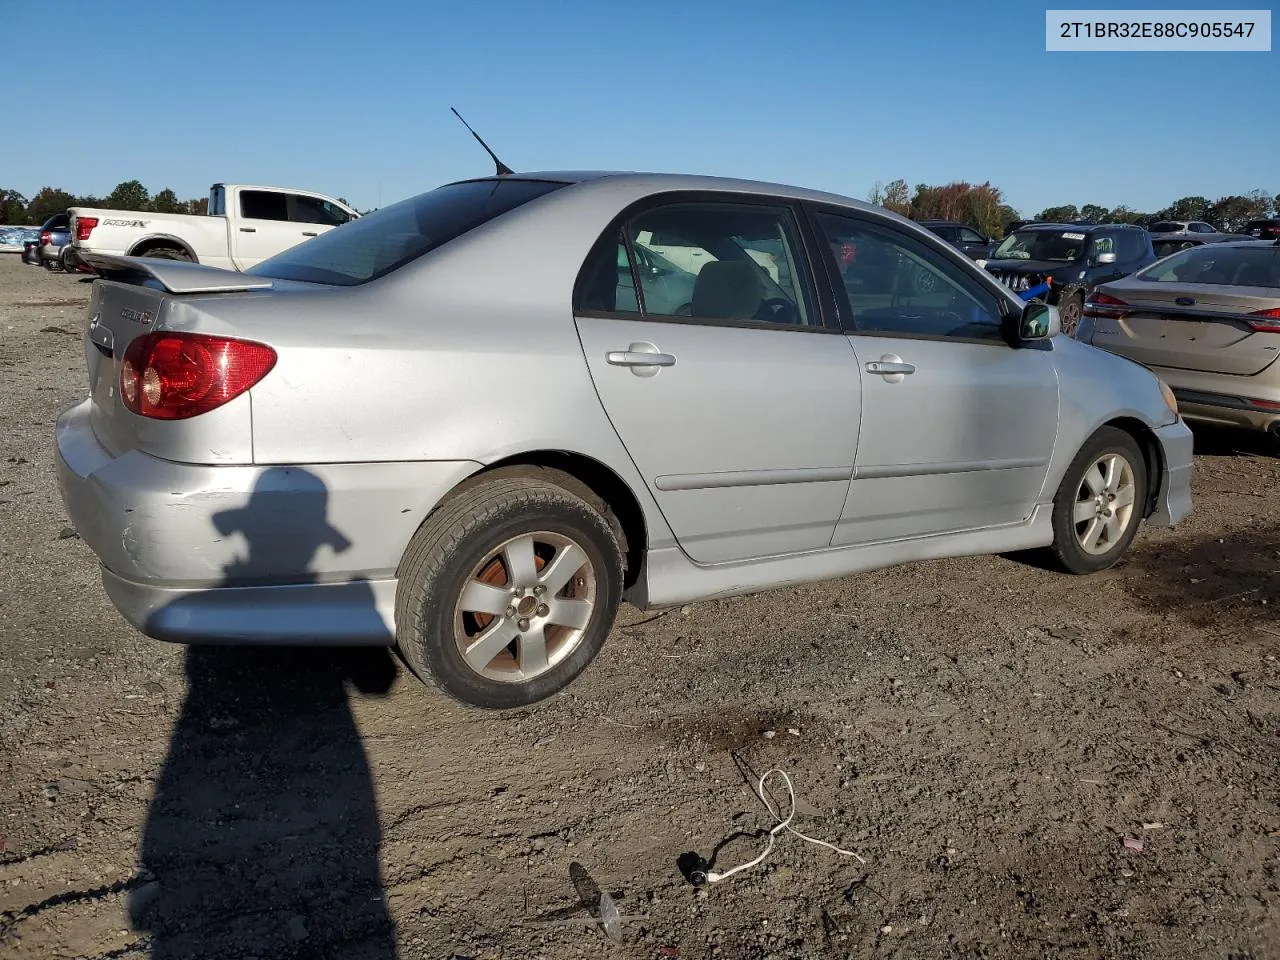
[137,246,194,262]
[395,473,624,709]
[1049,426,1148,574]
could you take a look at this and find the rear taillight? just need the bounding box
[1083,291,1131,319]
[75,217,99,241]
[120,332,276,420]
[1247,307,1280,334]
[40,231,52,246]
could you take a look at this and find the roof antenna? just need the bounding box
[450,107,513,177]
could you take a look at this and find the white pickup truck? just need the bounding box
[67,183,360,271]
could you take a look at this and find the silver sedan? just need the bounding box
[57,171,1194,709]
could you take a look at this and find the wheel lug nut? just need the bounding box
[536,603,549,617]
[518,618,530,631]
[505,605,516,618]
[533,585,546,597]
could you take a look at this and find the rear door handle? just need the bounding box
[607,351,676,367]
[239,227,256,233]
[605,341,676,378]
[302,231,317,237]
[865,360,915,375]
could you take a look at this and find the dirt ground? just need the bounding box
[0,253,1276,960]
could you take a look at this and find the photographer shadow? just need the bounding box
[129,468,399,959]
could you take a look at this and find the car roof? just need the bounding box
[445,170,890,214]
[1014,222,1142,232]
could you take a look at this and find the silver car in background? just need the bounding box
[57,171,1193,709]
[1078,239,1280,445]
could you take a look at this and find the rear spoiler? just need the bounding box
[76,251,275,294]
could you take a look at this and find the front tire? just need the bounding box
[1049,426,1148,574]
[395,473,624,709]
[1057,289,1084,337]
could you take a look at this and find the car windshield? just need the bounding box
[1137,244,1280,288]
[246,178,567,286]
[992,229,1087,262]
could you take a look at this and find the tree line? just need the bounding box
[867,179,1277,237]
[0,181,212,225]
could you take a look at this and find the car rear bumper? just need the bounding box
[1150,418,1194,527]
[1169,388,1280,435]
[55,398,481,644]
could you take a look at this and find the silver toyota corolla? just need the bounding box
[56,171,1194,709]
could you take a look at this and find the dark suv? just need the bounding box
[917,219,995,260]
[983,223,1156,334]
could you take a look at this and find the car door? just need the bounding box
[807,208,1058,545]
[573,197,862,564]
[231,189,312,268]
[292,193,353,240]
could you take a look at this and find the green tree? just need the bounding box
[1035,204,1079,222]
[1080,204,1109,223]
[0,189,28,224]
[882,179,910,216]
[25,187,78,224]
[1208,194,1270,232]
[1156,196,1211,223]
[150,188,184,213]
[1105,205,1148,225]
[105,180,150,211]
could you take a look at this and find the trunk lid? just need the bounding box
[1086,279,1280,376]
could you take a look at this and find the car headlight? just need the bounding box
[1158,378,1178,417]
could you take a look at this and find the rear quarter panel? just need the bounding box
[72,208,232,266]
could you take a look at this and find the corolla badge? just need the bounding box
[121,307,154,324]
[1175,296,1195,306]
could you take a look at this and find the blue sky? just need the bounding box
[6,0,1275,217]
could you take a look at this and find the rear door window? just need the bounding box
[292,194,352,226]
[240,190,289,222]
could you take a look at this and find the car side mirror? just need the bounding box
[1094,251,1117,265]
[1018,301,1060,341]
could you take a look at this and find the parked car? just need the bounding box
[1244,219,1280,241]
[1152,232,1261,259]
[36,213,72,271]
[984,223,1157,334]
[917,220,996,261]
[57,171,1193,709]
[21,237,42,265]
[1077,239,1280,446]
[1149,220,1219,236]
[67,183,360,272]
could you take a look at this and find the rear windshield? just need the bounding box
[1137,243,1280,288]
[245,178,567,286]
[992,229,1088,262]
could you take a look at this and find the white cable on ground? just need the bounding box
[701,768,866,884]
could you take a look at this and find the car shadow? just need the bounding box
[128,468,399,959]
[1122,525,1280,631]
[1188,422,1277,459]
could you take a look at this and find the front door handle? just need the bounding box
[605,341,675,378]
[239,227,256,233]
[302,231,317,237]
